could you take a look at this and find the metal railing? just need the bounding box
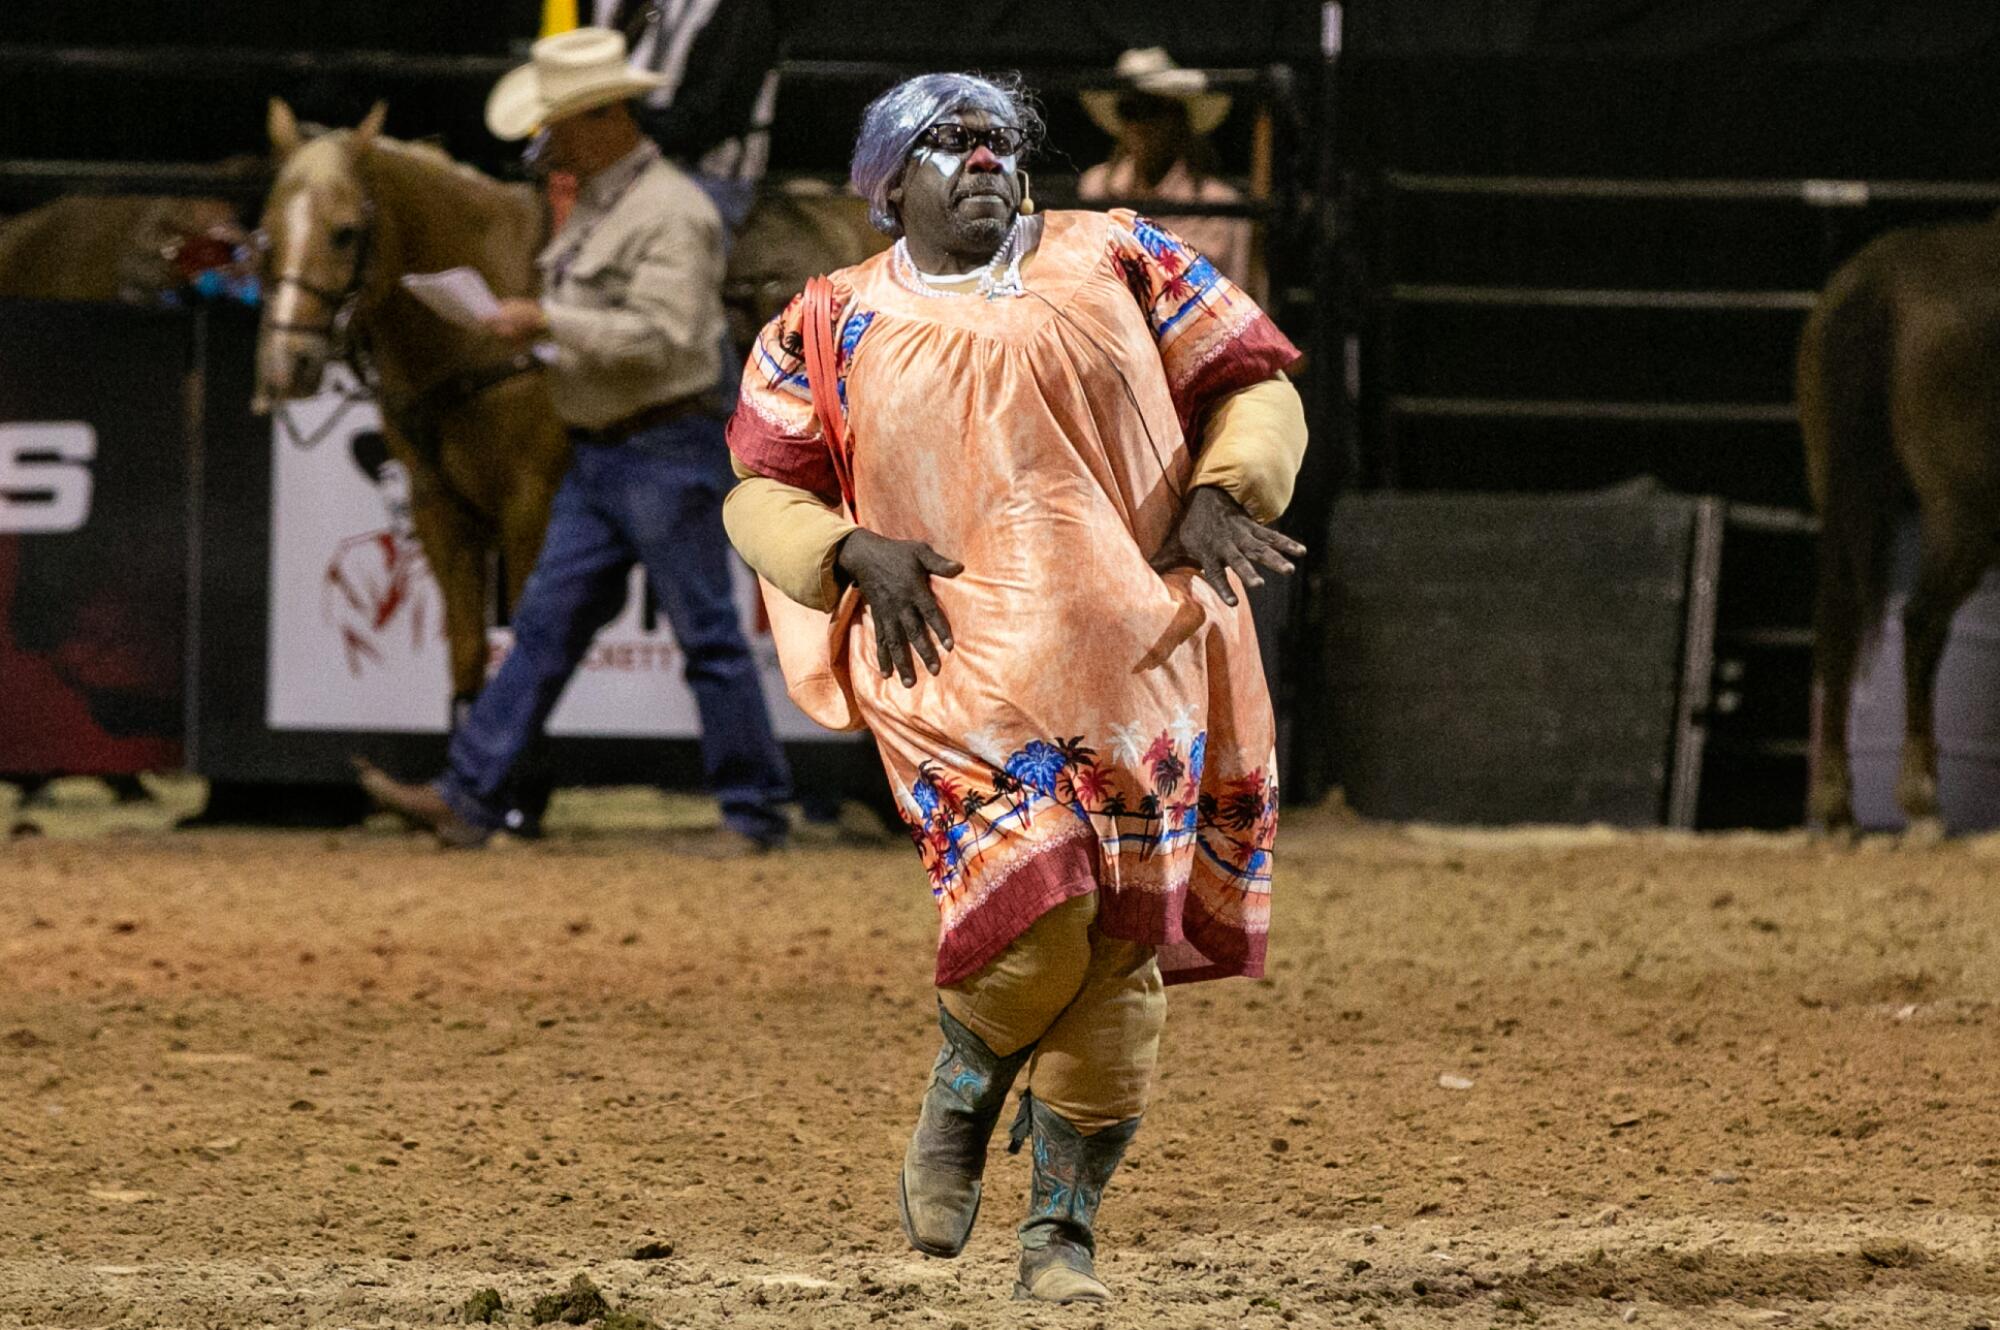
[1388,396,1797,425]
[0,46,1305,220]
[0,42,512,79]
[1391,282,1817,312]
[1364,168,2000,483]
[1387,170,2000,207]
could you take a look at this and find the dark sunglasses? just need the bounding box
[917,123,1028,157]
[1115,94,1184,123]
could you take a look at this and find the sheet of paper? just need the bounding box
[398,267,501,327]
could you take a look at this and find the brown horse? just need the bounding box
[1798,218,2000,839]
[722,187,889,348]
[256,100,570,713]
[0,193,253,304]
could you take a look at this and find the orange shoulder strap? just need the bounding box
[801,275,855,512]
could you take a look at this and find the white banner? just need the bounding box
[265,370,826,740]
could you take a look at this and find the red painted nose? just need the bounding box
[965,144,1002,171]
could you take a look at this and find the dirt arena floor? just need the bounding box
[3,779,1998,1329]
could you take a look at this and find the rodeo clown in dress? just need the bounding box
[723,73,1309,1302]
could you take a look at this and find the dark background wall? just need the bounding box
[1347,0,2000,61]
[8,0,1313,58]
[1331,4,2000,509]
[1,2,1315,177]
[1346,56,2000,182]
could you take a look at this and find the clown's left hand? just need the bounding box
[1151,485,1307,608]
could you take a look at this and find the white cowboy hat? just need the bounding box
[1082,48,1233,139]
[485,27,666,142]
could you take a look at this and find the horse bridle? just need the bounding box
[261,176,541,455]
[260,191,381,451]
[261,197,377,352]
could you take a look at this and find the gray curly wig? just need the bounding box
[848,72,1044,237]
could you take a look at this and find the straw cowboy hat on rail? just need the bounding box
[1081,47,1233,138]
[485,27,666,141]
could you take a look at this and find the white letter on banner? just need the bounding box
[0,422,96,534]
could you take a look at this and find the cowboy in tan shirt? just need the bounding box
[359,28,793,856]
[491,133,728,429]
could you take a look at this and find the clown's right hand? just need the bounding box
[835,529,962,688]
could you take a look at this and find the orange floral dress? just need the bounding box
[727,209,1299,987]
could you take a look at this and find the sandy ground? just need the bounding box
[2,780,1998,1329]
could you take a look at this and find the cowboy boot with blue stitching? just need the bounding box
[1008,1092,1141,1303]
[898,1003,1035,1258]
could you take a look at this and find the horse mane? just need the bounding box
[272,127,544,278]
[370,135,514,196]
[275,128,517,201]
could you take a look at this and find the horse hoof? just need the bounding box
[1811,821,1859,849]
[1806,782,1855,837]
[1901,815,1948,848]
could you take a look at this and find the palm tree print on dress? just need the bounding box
[897,727,1274,897]
[1129,215,1224,326]
[1197,767,1278,882]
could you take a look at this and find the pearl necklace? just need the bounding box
[892,218,1027,300]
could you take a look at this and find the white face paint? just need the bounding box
[915,147,1019,178]
[915,146,964,177]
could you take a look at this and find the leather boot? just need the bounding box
[353,758,491,848]
[1009,1092,1140,1303]
[898,1003,1034,1258]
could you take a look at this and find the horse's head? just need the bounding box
[253,99,385,411]
[725,192,891,354]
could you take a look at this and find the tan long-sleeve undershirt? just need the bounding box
[722,464,858,610]
[723,372,1309,613]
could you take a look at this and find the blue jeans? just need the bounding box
[437,416,792,843]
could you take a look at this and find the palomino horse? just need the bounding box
[257,102,891,718]
[1798,217,2000,839]
[256,100,569,714]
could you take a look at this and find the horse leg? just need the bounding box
[1808,538,1863,837]
[1897,511,1990,843]
[499,481,556,614]
[405,478,492,716]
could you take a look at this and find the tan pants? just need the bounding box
[940,893,1165,1133]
